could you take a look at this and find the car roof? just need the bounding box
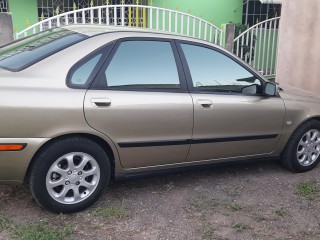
[62,24,219,47]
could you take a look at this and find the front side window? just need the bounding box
[104,41,180,89]
[181,43,262,95]
[0,28,88,71]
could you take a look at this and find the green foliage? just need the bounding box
[232,222,251,232]
[93,204,127,218]
[13,223,73,240]
[297,181,318,200]
[0,213,10,230]
[275,208,286,217]
[186,196,218,212]
[226,202,242,211]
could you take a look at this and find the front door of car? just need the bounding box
[176,42,286,162]
[84,39,193,168]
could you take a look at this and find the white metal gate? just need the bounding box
[16,4,223,46]
[234,17,280,78]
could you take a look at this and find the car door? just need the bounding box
[83,38,193,168]
[176,41,286,162]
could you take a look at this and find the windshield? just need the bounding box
[0,28,88,71]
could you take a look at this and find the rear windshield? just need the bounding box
[0,28,88,71]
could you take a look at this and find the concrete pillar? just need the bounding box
[276,1,320,95]
[0,13,14,46]
[225,23,235,52]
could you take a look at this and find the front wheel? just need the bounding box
[281,120,320,172]
[29,137,111,213]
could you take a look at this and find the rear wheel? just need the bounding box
[281,120,320,172]
[29,137,111,213]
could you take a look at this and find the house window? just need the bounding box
[0,0,8,12]
[243,0,281,26]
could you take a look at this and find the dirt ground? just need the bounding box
[2,159,320,240]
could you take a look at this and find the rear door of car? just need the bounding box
[83,38,193,168]
[176,41,286,162]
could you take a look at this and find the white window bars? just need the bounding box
[16,5,223,46]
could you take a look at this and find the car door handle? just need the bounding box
[197,99,213,108]
[90,98,111,107]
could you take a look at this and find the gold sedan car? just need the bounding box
[0,25,320,213]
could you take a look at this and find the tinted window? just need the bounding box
[104,41,180,89]
[0,28,88,71]
[181,44,261,94]
[70,54,102,86]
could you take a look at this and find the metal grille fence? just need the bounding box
[234,17,280,77]
[16,4,223,46]
[0,0,8,12]
[37,0,147,21]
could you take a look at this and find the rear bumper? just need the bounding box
[0,138,49,184]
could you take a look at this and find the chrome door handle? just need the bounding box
[197,99,213,108]
[90,98,111,107]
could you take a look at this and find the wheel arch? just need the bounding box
[280,116,320,155]
[24,133,116,184]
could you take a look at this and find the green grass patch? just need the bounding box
[0,213,10,230]
[254,214,268,222]
[198,224,216,240]
[12,223,73,240]
[93,204,127,218]
[186,196,219,212]
[232,222,251,232]
[275,208,286,217]
[297,181,318,200]
[226,202,242,212]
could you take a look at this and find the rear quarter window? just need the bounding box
[0,28,88,71]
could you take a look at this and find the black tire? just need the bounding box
[281,120,320,172]
[29,137,111,213]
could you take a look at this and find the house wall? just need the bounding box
[152,0,243,28]
[276,0,320,94]
[7,0,38,33]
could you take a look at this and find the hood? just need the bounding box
[279,84,320,103]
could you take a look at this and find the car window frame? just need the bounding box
[90,37,188,93]
[66,41,116,89]
[175,39,274,97]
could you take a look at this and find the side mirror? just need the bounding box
[264,82,277,96]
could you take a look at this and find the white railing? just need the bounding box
[234,17,280,77]
[16,5,223,46]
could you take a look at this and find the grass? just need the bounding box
[275,208,286,217]
[232,222,251,232]
[226,186,242,197]
[187,196,219,212]
[13,223,73,240]
[199,224,217,240]
[254,214,268,222]
[226,202,242,212]
[93,204,127,218]
[297,181,318,200]
[0,213,10,230]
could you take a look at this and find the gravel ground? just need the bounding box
[1,159,320,240]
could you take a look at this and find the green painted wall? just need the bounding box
[152,0,243,28]
[8,0,38,33]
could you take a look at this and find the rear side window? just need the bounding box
[70,54,103,86]
[0,28,88,71]
[103,41,180,89]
